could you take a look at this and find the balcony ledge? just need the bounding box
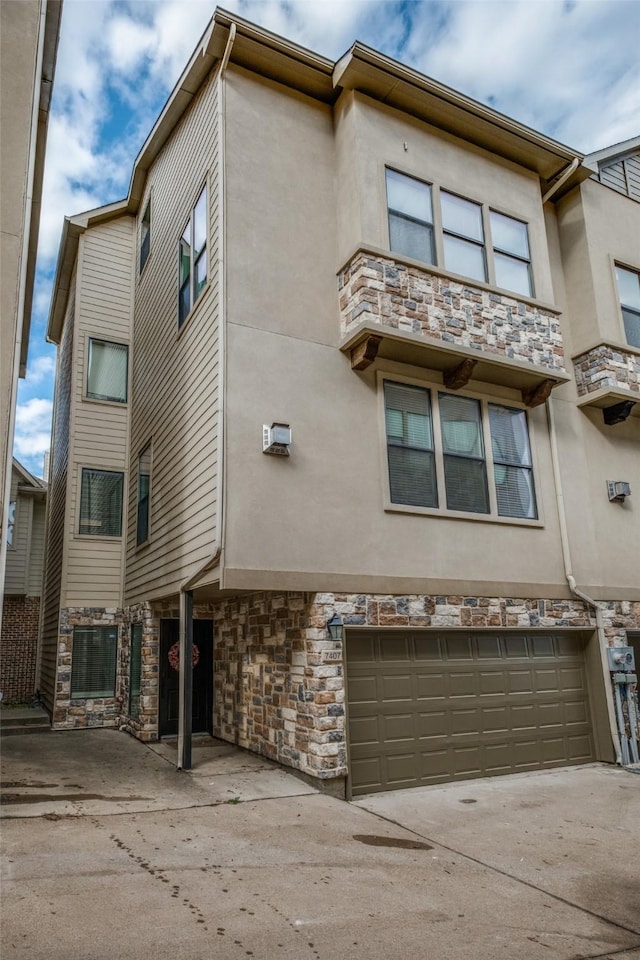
[340,320,571,406]
[576,385,640,418]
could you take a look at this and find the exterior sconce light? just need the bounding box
[263,422,291,456]
[603,400,635,425]
[607,480,631,503]
[327,614,344,642]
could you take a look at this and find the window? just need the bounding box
[79,468,124,536]
[140,198,151,273]
[129,623,143,718]
[71,626,118,698]
[7,501,16,546]
[384,379,537,520]
[615,265,640,348]
[490,210,533,297]
[178,185,207,326]
[441,191,487,283]
[385,168,536,297]
[136,445,151,545]
[87,339,128,403]
[386,169,435,265]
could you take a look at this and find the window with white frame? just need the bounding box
[178,185,207,327]
[140,198,151,273]
[385,168,534,297]
[7,500,16,546]
[384,380,537,520]
[136,444,151,545]
[79,468,124,536]
[87,338,128,403]
[71,626,118,699]
[615,265,640,348]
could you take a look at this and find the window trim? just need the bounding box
[178,182,208,329]
[385,166,536,299]
[136,442,152,547]
[614,260,640,350]
[77,466,125,539]
[377,370,543,526]
[139,195,152,274]
[85,336,129,405]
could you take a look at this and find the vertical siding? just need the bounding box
[4,469,30,594]
[125,70,221,603]
[63,217,133,607]
[39,266,76,711]
[27,496,46,596]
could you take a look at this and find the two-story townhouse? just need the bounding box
[1,459,47,702]
[40,10,639,797]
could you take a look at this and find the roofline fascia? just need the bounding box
[584,135,640,171]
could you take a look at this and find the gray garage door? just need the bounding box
[347,630,595,796]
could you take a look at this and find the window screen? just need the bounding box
[71,626,118,698]
[384,381,437,508]
[386,169,435,265]
[489,404,537,518]
[87,339,128,403]
[79,468,124,536]
[439,392,489,514]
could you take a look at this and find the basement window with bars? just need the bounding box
[384,380,537,520]
[71,626,118,699]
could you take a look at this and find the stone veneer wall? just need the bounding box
[573,344,640,397]
[338,252,565,373]
[50,595,640,765]
[0,595,40,702]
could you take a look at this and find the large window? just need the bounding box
[384,380,537,520]
[140,198,151,273]
[615,265,640,348]
[386,168,534,297]
[136,445,151,545]
[129,623,143,718]
[178,185,207,327]
[79,468,124,536]
[386,169,435,265]
[71,626,118,699]
[87,339,128,403]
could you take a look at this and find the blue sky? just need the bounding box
[15,0,640,477]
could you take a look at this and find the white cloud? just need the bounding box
[13,398,54,473]
[26,354,56,385]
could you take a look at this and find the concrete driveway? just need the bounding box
[2,730,639,960]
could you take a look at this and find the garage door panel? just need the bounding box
[348,629,595,795]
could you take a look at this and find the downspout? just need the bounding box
[0,0,49,635]
[542,157,580,204]
[546,396,622,764]
[177,22,236,770]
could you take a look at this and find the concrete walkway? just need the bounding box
[2,730,639,960]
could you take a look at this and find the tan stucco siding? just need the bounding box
[64,218,134,608]
[125,71,221,603]
[40,266,76,709]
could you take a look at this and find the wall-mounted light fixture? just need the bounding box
[607,480,631,503]
[263,422,291,456]
[327,614,344,642]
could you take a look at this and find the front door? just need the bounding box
[159,618,213,737]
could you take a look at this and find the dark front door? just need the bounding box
[159,619,213,737]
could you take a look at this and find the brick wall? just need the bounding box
[0,595,40,702]
[339,251,566,373]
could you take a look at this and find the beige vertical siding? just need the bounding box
[64,217,134,607]
[27,496,45,596]
[4,468,30,594]
[39,266,76,711]
[125,70,221,603]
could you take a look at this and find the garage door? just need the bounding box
[347,630,595,796]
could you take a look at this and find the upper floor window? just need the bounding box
[384,379,537,520]
[79,468,124,537]
[140,199,151,273]
[136,444,151,545]
[7,501,16,546]
[385,169,534,298]
[178,185,207,327]
[386,169,435,265]
[87,338,128,403]
[615,265,640,348]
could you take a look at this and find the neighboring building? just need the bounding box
[1,459,47,701]
[0,1,62,622]
[41,11,639,796]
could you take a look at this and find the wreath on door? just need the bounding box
[168,641,200,672]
